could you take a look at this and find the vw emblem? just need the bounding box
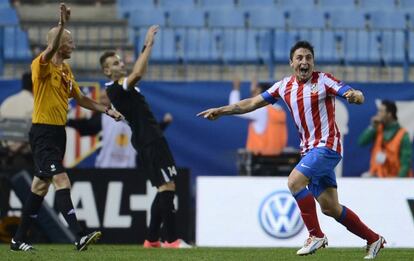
[258,190,304,239]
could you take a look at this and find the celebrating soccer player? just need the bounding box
[198,41,385,259]
[99,25,190,248]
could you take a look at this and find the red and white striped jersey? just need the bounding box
[262,71,351,155]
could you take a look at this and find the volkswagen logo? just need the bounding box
[258,190,304,239]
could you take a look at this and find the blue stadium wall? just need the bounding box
[1,80,413,177]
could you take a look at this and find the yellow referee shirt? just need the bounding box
[31,54,82,125]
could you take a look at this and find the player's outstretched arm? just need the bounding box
[344,89,365,104]
[74,94,124,121]
[126,25,159,89]
[197,94,269,120]
[42,3,70,63]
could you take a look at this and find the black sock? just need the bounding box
[55,188,83,240]
[14,192,44,242]
[147,193,162,242]
[159,191,177,243]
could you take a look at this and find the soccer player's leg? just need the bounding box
[317,180,384,259]
[11,177,50,251]
[11,124,54,252]
[144,138,191,249]
[52,172,101,251]
[288,149,327,256]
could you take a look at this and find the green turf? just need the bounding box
[0,245,413,261]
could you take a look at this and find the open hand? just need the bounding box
[59,3,71,26]
[145,25,159,46]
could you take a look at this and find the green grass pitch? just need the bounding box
[1,245,413,260]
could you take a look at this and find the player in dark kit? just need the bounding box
[100,25,190,248]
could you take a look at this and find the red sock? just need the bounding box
[294,188,324,238]
[337,206,379,244]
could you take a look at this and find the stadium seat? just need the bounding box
[246,8,285,28]
[223,29,259,62]
[409,31,414,63]
[274,30,301,62]
[0,0,10,9]
[118,0,154,9]
[237,0,276,8]
[357,0,396,10]
[340,30,393,64]
[326,9,366,29]
[399,0,414,9]
[317,0,355,9]
[284,9,326,28]
[117,0,155,18]
[200,0,235,8]
[168,8,206,27]
[367,10,408,29]
[206,8,245,27]
[278,0,315,9]
[3,27,32,60]
[160,0,196,8]
[184,28,221,62]
[128,8,166,27]
[0,7,18,25]
[380,31,405,63]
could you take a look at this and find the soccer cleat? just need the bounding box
[75,231,102,251]
[143,240,161,248]
[364,236,386,259]
[10,238,35,251]
[296,235,328,256]
[162,239,192,248]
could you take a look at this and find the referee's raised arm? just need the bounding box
[42,3,71,63]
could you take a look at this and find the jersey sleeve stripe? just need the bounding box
[261,91,277,104]
[337,85,352,97]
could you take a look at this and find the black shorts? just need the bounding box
[137,137,177,187]
[29,124,66,178]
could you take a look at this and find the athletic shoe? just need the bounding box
[364,236,386,259]
[296,235,328,256]
[75,231,102,251]
[162,239,192,248]
[143,240,161,248]
[10,238,34,251]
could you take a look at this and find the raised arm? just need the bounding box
[197,94,269,120]
[126,25,158,89]
[41,3,70,63]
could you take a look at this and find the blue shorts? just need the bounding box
[295,147,342,198]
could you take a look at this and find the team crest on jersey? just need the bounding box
[310,83,318,94]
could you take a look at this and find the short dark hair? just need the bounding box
[99,51,117,69]
[381,100,398,120]
[290,41,315,60]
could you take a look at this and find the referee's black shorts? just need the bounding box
[29,123,66,178]
[137,137,178,188]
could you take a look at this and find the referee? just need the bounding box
[10,3,122,252]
